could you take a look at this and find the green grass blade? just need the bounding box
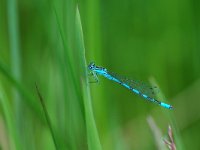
[52,4,80,150]
[0,84,21,150]
[47,1,86,149]
[6,0,22,146]
[0,61,44,122]
[35,84,59,150]
[75,7,102,150]
[6,0,21,80]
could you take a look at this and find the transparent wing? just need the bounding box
[108,71,159,98]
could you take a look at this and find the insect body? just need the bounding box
[88,62,173,109]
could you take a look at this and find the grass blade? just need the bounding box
[6,0,23,146]
[35,84,59,150]
[0,84,21,150]
[75,7,102,150]
[0,61,44,122]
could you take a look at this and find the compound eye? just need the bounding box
[88,62,95,70]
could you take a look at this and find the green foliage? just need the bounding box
[0,0,200,149]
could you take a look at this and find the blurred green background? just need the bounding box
[0,0,200,149]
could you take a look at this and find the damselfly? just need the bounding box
[88,62,173,109]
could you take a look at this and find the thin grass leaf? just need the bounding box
[47,1,86,149]
[6,0,21,80]
[75,7,102,150]
[0,84,21,150]
[0,61,44,122]
[35,84,59,150]
[147,116,166,150]
[6,0,23,147]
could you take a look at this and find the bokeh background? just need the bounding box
[0,0,200,149]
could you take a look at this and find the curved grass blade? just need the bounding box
[0,84,22,150]
[75,7,102,150]
[0,61,44,122]
[35,84,59,150]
